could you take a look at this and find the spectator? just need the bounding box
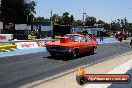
[100,31,104,42]
[115,33,118,39]
[124,33,127,40]
[82,30,88,35]
[118,32,123,42]
[130,39,132,46]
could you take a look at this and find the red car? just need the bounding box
[45,34,98,59]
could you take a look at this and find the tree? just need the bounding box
[52,12,74,26]
[128,23,132,32]
[111,21,119,32]
[25,0,36,24]
[52,14,59,22]
[1,0,36,24]
[85,16,96,26]
[62,12,74,26]
[104,23,110,31]
[120,17,128,32]
[55,16,63,25]
[62,12,70,25]
[69,15,74,25]
[34,17,45,22]
[51,14,62,25]
[1,0,36,33]
[97,20,105,24]
[74,20,83,26]
[110,18,129,33]
[0,4,2,21]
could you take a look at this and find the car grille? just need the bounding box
[51,46,62,49]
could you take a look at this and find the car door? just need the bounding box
[79,36,88,53]
[85,35,93,52]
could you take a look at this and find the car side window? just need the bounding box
[74,37,80,42]
[86,36,92,42]
[71,36,80,42]
[81,36,86,42]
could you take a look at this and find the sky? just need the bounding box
[34,0,132,23]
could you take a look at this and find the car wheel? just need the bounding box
[90,47,95,55]
[50,53,56,58]
[76,75,86,85]
[71,49,78,59]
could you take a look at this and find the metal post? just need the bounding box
[50,9,53,37]
[82,10,84,31]
[82,9,86,30]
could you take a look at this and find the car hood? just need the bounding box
[45,41,75,47]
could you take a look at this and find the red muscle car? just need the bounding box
[45,34,98,59]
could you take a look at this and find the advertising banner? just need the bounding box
[15,42,39,49]
[36,41,45,47]
[0,34,13,41]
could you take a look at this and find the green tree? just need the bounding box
[110,18,128,32]
[74,20,83,26]
[85,16,97,26]
[111,21,119,32]
[69,15,74,25]
[62,12,74,26]
[52,14,59,22]
[62,12,70,25]
[1,0,36,33]
[51,14,62,25]
[52,12,74,26]
[1,0,36,24]
[0,4,2,21]
[34,17,45,22]
[97,20,105,24]
[104,23,110,31]
[128,23,132,32]
[55,16,63,25]
[34,16,50,22]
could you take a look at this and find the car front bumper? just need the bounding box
[46,46,72,55]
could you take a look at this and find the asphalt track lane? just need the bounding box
[0,42,132,88]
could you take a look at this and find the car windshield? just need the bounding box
[64,35,82,42]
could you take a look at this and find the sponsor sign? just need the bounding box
[0,35,6,40]
[15,42,39,49]
[0,34,13,41]
[36,41,45,47]
[28,35,37,40]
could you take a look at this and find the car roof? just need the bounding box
[66,34,83,36]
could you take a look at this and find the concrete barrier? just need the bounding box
[0,44,17,52]
[0,39,59,51]
[0,39,59,43]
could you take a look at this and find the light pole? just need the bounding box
[82,10,86,30]
[50,9,53,37]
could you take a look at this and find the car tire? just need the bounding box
[90,47,95,55]
[71,49,78,59]
[50,53,56,58]
[76,75,86,85]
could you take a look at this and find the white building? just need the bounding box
[72,24,105,35]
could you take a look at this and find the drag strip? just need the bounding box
[0,42,131,88]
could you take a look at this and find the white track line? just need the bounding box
[84,59,132,88]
